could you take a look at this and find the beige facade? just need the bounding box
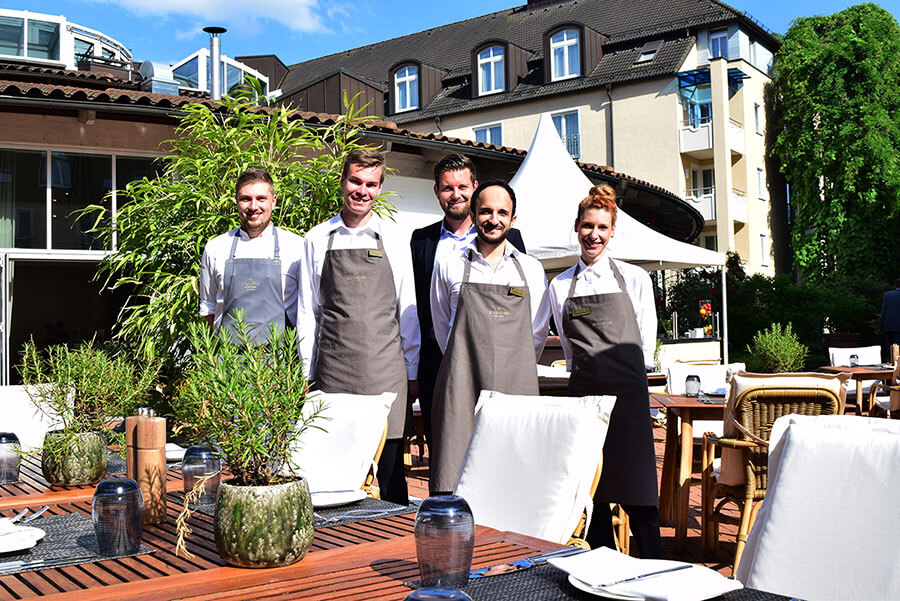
[405,26,781,276]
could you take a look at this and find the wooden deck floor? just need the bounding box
[403,424,741,576]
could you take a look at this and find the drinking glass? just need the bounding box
[849,354,859,367]
[685,375,701,397]
[405,588,473,601]
[0,432,21,484]
[92,478,144,556]
[182,444,222,504]
[414,495,475,588]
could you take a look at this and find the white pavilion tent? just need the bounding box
[509,113,729,359]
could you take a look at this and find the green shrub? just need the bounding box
[746,323,809,373]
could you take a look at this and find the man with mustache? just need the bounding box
[199,168,304,343]
[428,180,549,494]
[410,154,525,454]
[297,149,420,505]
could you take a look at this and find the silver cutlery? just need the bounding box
[590,563,693,589]
[470,546,587,578]
[21,506,48,522]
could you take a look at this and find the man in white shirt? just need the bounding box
[297,149,419,504]
[199,168,303,343]
[410,154,526,454]
[428,180,549,493]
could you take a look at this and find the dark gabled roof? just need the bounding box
[280,0,773,114]
[393,37,695,123]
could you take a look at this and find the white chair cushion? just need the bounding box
[736,415,900,600]
[828,345,881,367]
[0,385,62,451]
[454,391,616,545]
[289,391,394,493]
[717,372,849,486]
[666,363,746,396]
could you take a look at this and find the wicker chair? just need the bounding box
[700,379,842,571]
[867,362,899,418]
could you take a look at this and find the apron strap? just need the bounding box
[228,229,241,259]
[567,262,581,298]
[464,246,528,285]
[510,253,527,283]
[272,226,280,259]
[229,227,281,259]
[608,259,629,294]
[326,226,382,252]
[463,249,474,283]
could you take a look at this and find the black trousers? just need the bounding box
[377,437,409,505]
[587,501,664,559]
[417,338,443,448]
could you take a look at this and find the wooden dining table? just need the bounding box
[652,392,727,553]
[818,365,895,414]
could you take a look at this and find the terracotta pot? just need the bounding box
[41,431,107,485]
[214,477,314,568]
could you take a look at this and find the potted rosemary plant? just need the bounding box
[18,339,159,485]
[172,314,323,568]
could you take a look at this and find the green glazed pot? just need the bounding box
[214,477,315,568]
[41,431,107,486]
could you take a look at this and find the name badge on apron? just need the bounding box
[368,249,384,258]
[508,286,526,297]
[571,307,591,318]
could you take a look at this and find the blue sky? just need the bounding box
[17,0,900,67]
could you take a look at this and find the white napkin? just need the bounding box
[165,443,186,462]
[550,547,742,601]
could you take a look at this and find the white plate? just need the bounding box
[310,489,367,508]
[568,575,646,600]
[0,525,45,554]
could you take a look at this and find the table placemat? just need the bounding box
[0,513,154,576]
[407,564,793,601]
[184,495,418,529]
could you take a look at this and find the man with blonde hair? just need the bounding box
[297,149,420,504]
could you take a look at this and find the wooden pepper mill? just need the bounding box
[125,408,167,524]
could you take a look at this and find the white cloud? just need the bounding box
[95,0,328,34]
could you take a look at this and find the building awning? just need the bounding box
[676,67,749,94]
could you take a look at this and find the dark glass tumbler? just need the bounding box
[404,588,473,601]
[0,432,21,484]
[182,444,222,505]
[92,478,144,556]
[414,495,475,589]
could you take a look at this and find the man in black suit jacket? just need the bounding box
[879,278,900,346]
[410,154,525,449]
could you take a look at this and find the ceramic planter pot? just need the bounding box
[41,431,107,485]
[214,477,314,568]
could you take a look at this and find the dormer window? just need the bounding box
[635,40,661,64]
[550,29,580,81]
[394,65,419,112]
[478,46,505,95]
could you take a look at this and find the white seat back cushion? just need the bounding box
[1,385,61,451]
[666,363,745,396]
[828,345,881,367]
[289,391,395,493]
[736,415,900,600]
[718,372,848,486]
[454,391,616,545]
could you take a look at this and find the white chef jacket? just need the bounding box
[298,213,420,380]
[431,239,550,361]
[199,223,304,327]
[548,254,658,370]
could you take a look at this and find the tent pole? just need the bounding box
[720,266,729,364]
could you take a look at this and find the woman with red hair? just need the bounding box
[548,184,663,557]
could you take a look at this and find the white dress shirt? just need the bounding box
[298,213,420,380]
[199,223,304,327]
[431,239,550,360]
[435,222,477,264]
[548,254,658,370]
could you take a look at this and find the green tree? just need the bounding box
[771,3,900,284]
[83,92,392,383]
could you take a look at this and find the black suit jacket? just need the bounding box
[410,221,526,346]
[879,289,900,333]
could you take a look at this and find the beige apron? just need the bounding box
[430,249,539,493]
[314,230,409,438]
[563,260,658,505]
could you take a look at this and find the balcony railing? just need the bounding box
[685,186,716,221]
[561,134,580,158]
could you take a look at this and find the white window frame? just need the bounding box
[757,167,767,200]
[394,65,418,113]
[473,122,503,146]
[551,108,581,158]
[754,102,763,135]
[550,29,580,81]
[477,46,505,95]
[760,234,770,267]
[709,29,728,59]
[749,39,758,66]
